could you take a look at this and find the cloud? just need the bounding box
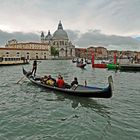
[67,30,140,51]
[1,29,140,51]
[0,30,39,46]
[0,0,140,36]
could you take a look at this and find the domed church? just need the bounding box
[41,21,75,58]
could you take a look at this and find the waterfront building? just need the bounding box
[0,39,51,60]
[75,48,87,58]
[41,21,75,58]
[75,46,108,59]
[94,47,108,59]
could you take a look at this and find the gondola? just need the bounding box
[76,63,86,68]
[72,59,77,63]
[22,67,113,98]
[86,61,91,64]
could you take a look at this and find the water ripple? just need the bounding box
[0,60,140,140]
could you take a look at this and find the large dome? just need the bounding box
[53,21,68,40]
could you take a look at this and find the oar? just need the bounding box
[19,77,26,84]
[16,76,25,84]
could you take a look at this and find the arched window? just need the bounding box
[62,41,64,45]
[6,52,9,57]
[16,52,20,57]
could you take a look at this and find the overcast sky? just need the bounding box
[0,0,140,51]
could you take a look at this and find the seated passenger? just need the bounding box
[48,75,56,82]
[57,75,65,88]
[46,75,56,86]
[46,79,55,86]
[41,75,48,84]
[71,77,78,87]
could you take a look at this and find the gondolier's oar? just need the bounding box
[16,76,26,84]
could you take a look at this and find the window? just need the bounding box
[0,57,3,62]
[17,52,20,57]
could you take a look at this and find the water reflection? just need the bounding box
[22,82,112,137]
[26,81,111,119]
[52,93,111,118]
[53,93,112,137]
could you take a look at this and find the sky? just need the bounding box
[0,0,140,51]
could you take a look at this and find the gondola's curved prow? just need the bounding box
[22,67,113,98]
[107,75,113,98]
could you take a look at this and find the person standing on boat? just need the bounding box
[80,58,83,64]
[32,60,37,76]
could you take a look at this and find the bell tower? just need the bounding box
[41,31,45,43]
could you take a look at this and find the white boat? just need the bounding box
[101,60,113,64]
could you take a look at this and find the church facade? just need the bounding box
[41,21,75,58]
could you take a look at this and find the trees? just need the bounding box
[51,46,59,57]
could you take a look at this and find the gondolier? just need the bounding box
[32,60,37,76]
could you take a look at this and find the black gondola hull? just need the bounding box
[22,68,113,98]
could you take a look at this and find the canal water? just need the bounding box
[0,60,140,140]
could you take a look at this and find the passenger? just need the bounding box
[57,75,65,88]
[41,75,48,84]
[46,75,56,86]
[46,79,55,86]
[71,77,78,87]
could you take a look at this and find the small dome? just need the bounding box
[45,30,52,40]
[41,31,44,37]
[53,21,68,40]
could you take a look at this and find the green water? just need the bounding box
[0,60,140,140]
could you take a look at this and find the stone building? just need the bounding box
[41,21,75,58]
[0,39,51,60]
[75,46,108,59]
[75,48,87,58]
[86,46,108,59]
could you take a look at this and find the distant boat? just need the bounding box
[107,64,119,70]
[72,59,77,63]
[76,63,86,68]
[91,53,107,68]
[85,59,91,64]
[0,56,29,66]
[72,58,79,63]
[101,60,113,64]
[92,52,118,69]
[119,63,140,71]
